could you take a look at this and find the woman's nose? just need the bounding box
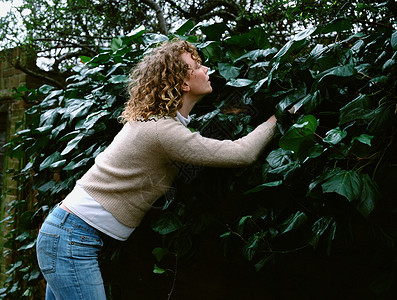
[203,66,208,73]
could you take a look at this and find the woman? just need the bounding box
[36,39,278,299]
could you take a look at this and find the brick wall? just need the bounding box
[0,48,43,284]
[0,47,41,96]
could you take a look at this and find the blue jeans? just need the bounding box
[36,205,106,299]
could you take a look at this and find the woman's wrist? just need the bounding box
[267,114,277,123]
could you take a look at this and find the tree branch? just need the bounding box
[13,60,65,90]
[165,0,239,24]
[355,19,395,30]
[199,0,239,17]
[201,10,237,22]
[34,38,98,55]
[52,50,95,72]
[164,0,190,18]
[140,0,169,35]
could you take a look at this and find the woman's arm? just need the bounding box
[156,116,278,167]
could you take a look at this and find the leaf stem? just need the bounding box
[372,134,394,179]
[226,224,247,243]
[261,244,309,254]
[167,253,178,300]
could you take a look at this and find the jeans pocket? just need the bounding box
[36,231,59,274]
[71,233,103,259]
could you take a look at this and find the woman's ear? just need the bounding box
[182,81,190,92]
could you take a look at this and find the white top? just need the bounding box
[62,111,190,241]
[62,182,135,240]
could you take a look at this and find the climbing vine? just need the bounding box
[1,19,396,299]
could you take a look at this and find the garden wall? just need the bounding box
[0,48,42,283]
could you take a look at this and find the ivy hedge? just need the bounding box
[1,19,396,299]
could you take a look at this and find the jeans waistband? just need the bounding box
[47,204,99,235]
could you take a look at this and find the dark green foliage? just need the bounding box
[1,18,397,299]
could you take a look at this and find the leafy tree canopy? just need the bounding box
[0,0,395,89]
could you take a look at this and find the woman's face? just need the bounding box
[180,52,212,97]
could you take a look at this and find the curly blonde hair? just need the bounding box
[120,39,201,123]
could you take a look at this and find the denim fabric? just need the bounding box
[36,205,106,300]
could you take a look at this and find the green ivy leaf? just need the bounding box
[238,215,252,226]
[50,159,67,169]
[28,269,41,281]
[39,152,63,171]
[126,25,146,40]
[110,37,123,51]
[321,170,362,202]
[199,22,229,40]
[309,216,334,248]
[38,84,55,94]
[90,53,111,64]
[142,33,168,46]
[234,48,277,62]
[17,240,36,251]
[270,39,306,66]
[106,63,126,77]
[109,74,128,84]
[270,27,315,67]
[243,234,260,261]
[76,111,110,130]
[339,94,375,125]
[79,56,92,63]
[323,127,347,145]
[58,131,80,142]
[224,36,250,61]
[313,64,356,91]
[279,115,317,154]
[152,214,183,235]
[69,101,93,122]
[266,148,292,168]
[382,58,396,72]
[226,78,253,87]
[279,211,308,235]
[152,247,169,262]
[153,264,166,274]
[367,106,393,134]
[33,125,53,134]
[174,19,195,35]
[317,18,352,34]
[218,63,241,81]
[357,174,379,217]
[296,91,322,113]
[15,232,31,242]
[6,261,23,274]
[297,143,324,161]
[244,181,283,194]
[220,232,231,238]
[254,77,268,93]
[391,30,397,50]
[61,133,85,155]
[37,180,56,193]
[370,75,388,84]
[40,108,60,126]
[197,41,223,61]
[268,161,300,179]
[352,134,373,146]
[51,122,67,138]
[254,254,276,271]
[277,85,307,112]
[308,168,342,193]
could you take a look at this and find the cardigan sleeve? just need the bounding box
[156,118,277,167]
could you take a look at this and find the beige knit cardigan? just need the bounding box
[79,116,277,227]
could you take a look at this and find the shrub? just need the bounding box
[2,20,396,299]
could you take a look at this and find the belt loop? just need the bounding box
[60,211,69,226]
